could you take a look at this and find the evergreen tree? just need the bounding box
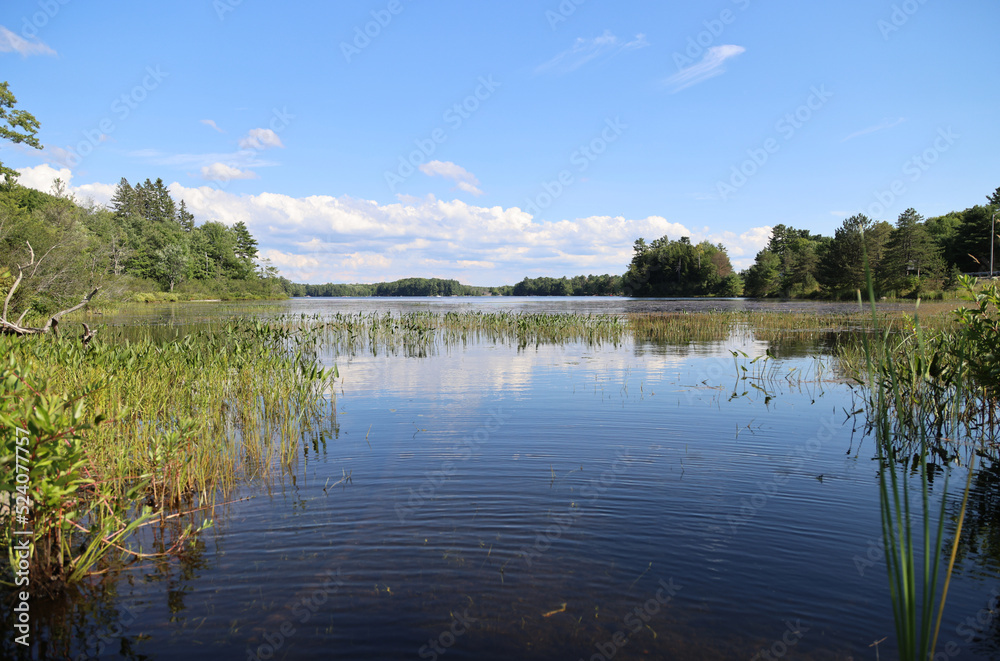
[818,214,892,295]
[177,200,195,232]
[953,206,995,272]
[924,212,962,268]
[879,208,942,294]
[0,82,42,187]
[742,249,781,297]
[741,225,827,298]
[232,220,259,273]
[110,178,135,217]
[623,235,734,297]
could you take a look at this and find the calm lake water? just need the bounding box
[13,298,1000,660]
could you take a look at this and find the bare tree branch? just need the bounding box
[2,240,31,321]
[1,241,100,338]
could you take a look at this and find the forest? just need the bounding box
[740,198,999,299]
[0,178,285,320]
[502,189,1000,299]
[291,278,490,297]
[3,179,997,307]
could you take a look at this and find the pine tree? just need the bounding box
[0,82,42,187]
[110,178,135,217]
[177,200,195,232]
[880,208,942,294]
[232,220,259,274]
[818,214,892,295]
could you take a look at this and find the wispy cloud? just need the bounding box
[238,128,284,150]
[535,30,648,75]
[200,163,258,181]
[0,25,55,56]
[840,117,906,142]
[665,45,745,92]
[419,160,483,196]
[128,148,278,171]
[201,119,225,133]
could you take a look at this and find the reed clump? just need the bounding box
[1,318,335,589]
[851,273,994,660]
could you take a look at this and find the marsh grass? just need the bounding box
[3,302,981,593]
[852,264,991,659]
[1,318,335,588]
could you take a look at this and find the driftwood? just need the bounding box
[1,241,100,339]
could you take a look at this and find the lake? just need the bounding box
[16,298,1000,660]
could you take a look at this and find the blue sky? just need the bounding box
[2,0,998,285]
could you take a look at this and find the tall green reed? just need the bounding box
[856,254,981,660]
[1,317,335,589]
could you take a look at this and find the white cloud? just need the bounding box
[419,160,483,196]
[705,226,772,269]
[0,25,56,56]
[201,119,225,133]
[665,45,745,92]
[536,30,649,74]
[13,169,773,284]
[238,128,284,150]
[15,164,117,206]
[15,164,71,193]
[841,117,906,142]
[200,162,258,181]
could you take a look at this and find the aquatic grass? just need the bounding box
[854,256,983,660]
[4,301,981,592]
[1,317,336,587]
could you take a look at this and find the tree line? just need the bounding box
[743,190,999,299]
[290,278,490,297]
[2,79,997,303]
[0,179,283,317]
[497,187,999,300]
